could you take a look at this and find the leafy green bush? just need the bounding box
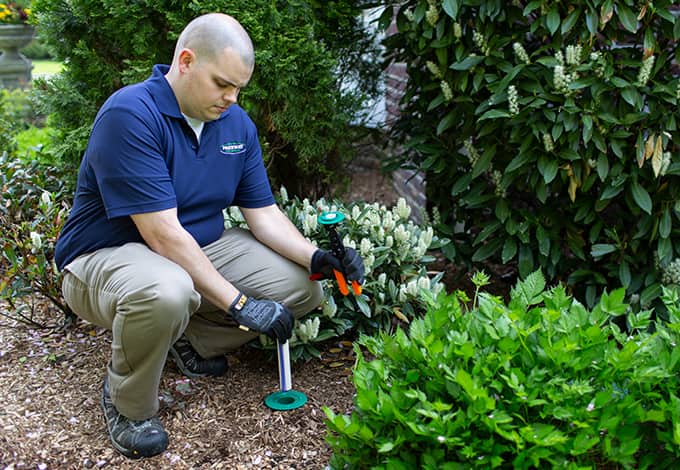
[225,189,449,361]
[0,89,34,153]
[31,0,381,196]
[325,271,680,468]
[0,153,72,327]
[380,1,680,306]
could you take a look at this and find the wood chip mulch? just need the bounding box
[0,303,357,469]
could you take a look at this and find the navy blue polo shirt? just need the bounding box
[54,64,275,270]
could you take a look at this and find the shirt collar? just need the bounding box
[144,64,231,121]
[144,64,183,118]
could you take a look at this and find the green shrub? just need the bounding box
[13,125,56,163]
[0,153,72,327]
[380,1,680,306]
[0,89,34,154]
[325,271,680,468]
[31,0,381,197]
[225,189,449,361]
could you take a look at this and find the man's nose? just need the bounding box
[224,88,239,104]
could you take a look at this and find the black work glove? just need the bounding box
[229,293,294,342]
[310,248,365,284]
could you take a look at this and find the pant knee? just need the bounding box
[123,270,198,333]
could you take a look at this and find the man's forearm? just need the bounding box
[131,210,239,311]
[241,205,317,269]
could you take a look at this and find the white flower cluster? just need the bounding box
[294,317,320,344]
[661,258,680,285]
[508,85,519,116]
[30,231,42,253]
[440,81,453,102]
[403,8,415,22]
[473,31,489,55]
[542,133,554,152]
[491,170,506,198]
[565,45,582,66]
[398,275,444,302]
[223,206,245,228]
[589,51,605,78]
[426,61,442,79]
[453,22,462,39]
[636,55,655,87]
[513,42,530,64]
[553,47,580,95]
[463,139,480,166]
[425,0,439,27]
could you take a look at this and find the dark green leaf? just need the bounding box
[518,244,534,279]
[630,181,652,215]
[502,238,517,263]
[596,154,609,181]
[619,261,631,288]
[585,10,599,35]
[437,110,457,135]
[546,7,561,35]
[591,243,616,258]
[450,55,485,70]
[442,0,459,20]
[538,155,558,184]
[621,87,642,109]
[471,146,495,178]
[617,5,639,33]
[472,238,503,262]
[561,9,581,34]
[659,207,671,238]
[478,109,511,121]
[506,152,533,173]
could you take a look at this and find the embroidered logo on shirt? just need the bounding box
[220,142,246,155]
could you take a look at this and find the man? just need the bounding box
[54,13,364,459]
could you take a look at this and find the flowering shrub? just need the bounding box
[0,152,72,327]
[0,2,30,24]
[225,188,449,361]
[326,272,680,467]
[380,0,680,307]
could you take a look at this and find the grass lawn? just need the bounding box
[31,60,63,76]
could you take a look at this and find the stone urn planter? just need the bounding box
[0,24,35,89]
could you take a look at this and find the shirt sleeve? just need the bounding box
[88,105,177,219]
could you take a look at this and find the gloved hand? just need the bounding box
[229,293,294,342]
[310,248,365,284]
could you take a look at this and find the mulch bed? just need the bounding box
[0,303,356,469]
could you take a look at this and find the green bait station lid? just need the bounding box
[318,211,345,225]
[264,390,308,411]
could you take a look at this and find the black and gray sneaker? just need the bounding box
[101,377,168,459]
[168,335,228,378]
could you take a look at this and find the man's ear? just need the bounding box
[178,48,196,73]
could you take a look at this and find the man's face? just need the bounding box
[180,47,253,122]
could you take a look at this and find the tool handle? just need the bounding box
[333,269,350,295]
[351,280,362,296]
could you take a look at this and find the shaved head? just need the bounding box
[173,13,254,68]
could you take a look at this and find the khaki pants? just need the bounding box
[61,228,323,420]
